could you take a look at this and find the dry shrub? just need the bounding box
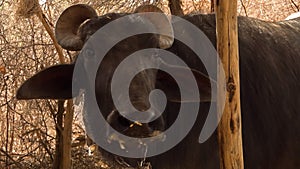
[16,0,40,18]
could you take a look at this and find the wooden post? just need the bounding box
[215,0,244,169]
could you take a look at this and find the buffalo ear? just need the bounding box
[16,64,75,100]
[155,65,216,103]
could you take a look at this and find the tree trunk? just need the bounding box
[168,0,184,16]
[211,0,215,12]
[215,0,244,169]
[62,101,74,169]
[53,100,64,169]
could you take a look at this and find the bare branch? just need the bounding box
[240,0,248,16]
[290,0,299,11]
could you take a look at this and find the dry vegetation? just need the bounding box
[0,0,299,168]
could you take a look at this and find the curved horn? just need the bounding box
[55,4,97,51]
[134,5,174,49]
[135,5,165,13]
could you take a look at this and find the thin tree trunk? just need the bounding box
[215,0,244,168]
[62,101,74,169]
[53,100,64,169]
[168,0,184,16]
[211,0,215,12]
[36,9,65,63]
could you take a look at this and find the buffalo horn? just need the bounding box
[134,5,174,49]
[55,4,97,51]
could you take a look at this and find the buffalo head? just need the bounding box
[16,4,214,164]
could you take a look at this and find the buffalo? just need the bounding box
[17,4,300,169]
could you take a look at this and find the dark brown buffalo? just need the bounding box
[17,4,300,169]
